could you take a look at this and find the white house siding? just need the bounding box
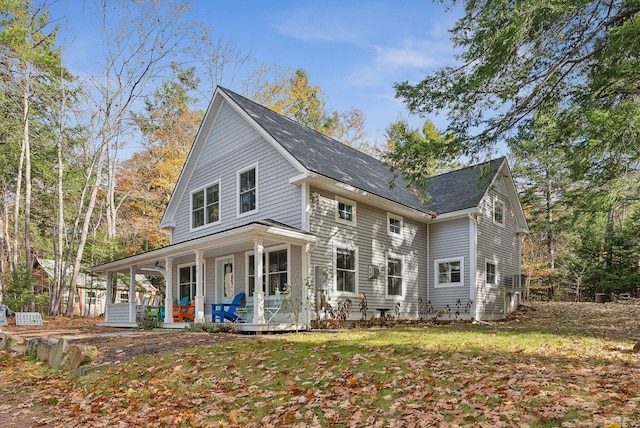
[475,178,521,320]
[171,101,303,244]
[308,187,427,320]
[428,217,473,320]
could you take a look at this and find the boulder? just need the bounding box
[48,338,69,369]
[62,344,99,371]
[0,334,26,353]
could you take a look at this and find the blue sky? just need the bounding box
[50,0,463,147]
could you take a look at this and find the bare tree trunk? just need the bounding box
[23,80,35,311]
[66,142,108,317]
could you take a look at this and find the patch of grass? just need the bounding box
[5,302,640,426]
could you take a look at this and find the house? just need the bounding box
[93,86,529,329]
[34,258,158,317]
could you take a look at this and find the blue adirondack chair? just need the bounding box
[211,292,246,323]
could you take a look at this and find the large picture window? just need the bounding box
[435,257,463,287]
[387,256,402,296]
[238,166,257,215]
[247,246,288,297]
[336,247,356,293]
[192,182,220,228]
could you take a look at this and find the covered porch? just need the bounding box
[93,221,317,332]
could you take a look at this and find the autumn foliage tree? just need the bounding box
[244,66,370,151]
[118,66,204,255]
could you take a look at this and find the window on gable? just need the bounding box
[336,247,356,293]
[435,258,463,287]
[493,198,505,226]
[486,261,497,285]
[192,182,220,228]
[335,197,356,225]
[388,213,403,237]
[387,257,402,296]
[239,167,256,214]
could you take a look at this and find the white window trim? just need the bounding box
[190,179,221,231]
[245,244,290,300]
[434,257,464,288]
[387,213,403,238]
[333,241,358,296]
[493,197,506,227]
[386,252,404,299]
[485,258,498,286]
[335,196,357,226]
[237,163,258,218]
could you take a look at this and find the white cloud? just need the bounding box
[348,37,455,87]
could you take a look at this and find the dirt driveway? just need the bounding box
[1,316,251,365]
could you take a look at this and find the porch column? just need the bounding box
[195,250,205,323]
[129,265,137,323]
[105,271,113,324]
[164,257,174,324]
[253,238,266,324]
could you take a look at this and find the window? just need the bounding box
[336,247,356,292]
[268,250,288,295]
[387,213,403,237]
[86,291,96,305]
[179,265,197,300]
[486,261,497,285]
[238,166,257,215]
[247,247,288,297]
[435,258,463,287]
[119,293,129,303]
[387,256,402,296]
[493,198,505,226]
[335,197,356,225]
[247,254,264,298]
[192,182,220,228]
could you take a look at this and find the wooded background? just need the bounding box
[1,0,638,315]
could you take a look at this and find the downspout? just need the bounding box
[468,213,478,320]
[426,222,430,308]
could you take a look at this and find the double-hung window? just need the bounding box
[192,182,220,228]
[435,258,463,287]
[179,265,197,300]
[238,165,257,215]
[387,256,402,296]
[387,213,403,237]
[493,197,505,226]
[336,247,356,293]
[335,197,356,225]
[486,261,497,285]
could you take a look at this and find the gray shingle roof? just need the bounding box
[220,87,504,216]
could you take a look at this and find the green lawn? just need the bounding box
[2,302,640,427]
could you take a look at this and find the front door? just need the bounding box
[217,256,234,301]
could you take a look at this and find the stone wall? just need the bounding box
[0,333,100,374]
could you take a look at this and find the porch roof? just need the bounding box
[93,219,316,274]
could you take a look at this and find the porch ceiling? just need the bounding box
[93,221,316,274]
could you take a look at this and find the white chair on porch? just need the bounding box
[265,291,285,323]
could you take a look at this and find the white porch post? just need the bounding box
[164,257,174,324]
[129,265,137,323]
[195,250,205,323]
[105,271,113,324]
[253,238,266,324]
